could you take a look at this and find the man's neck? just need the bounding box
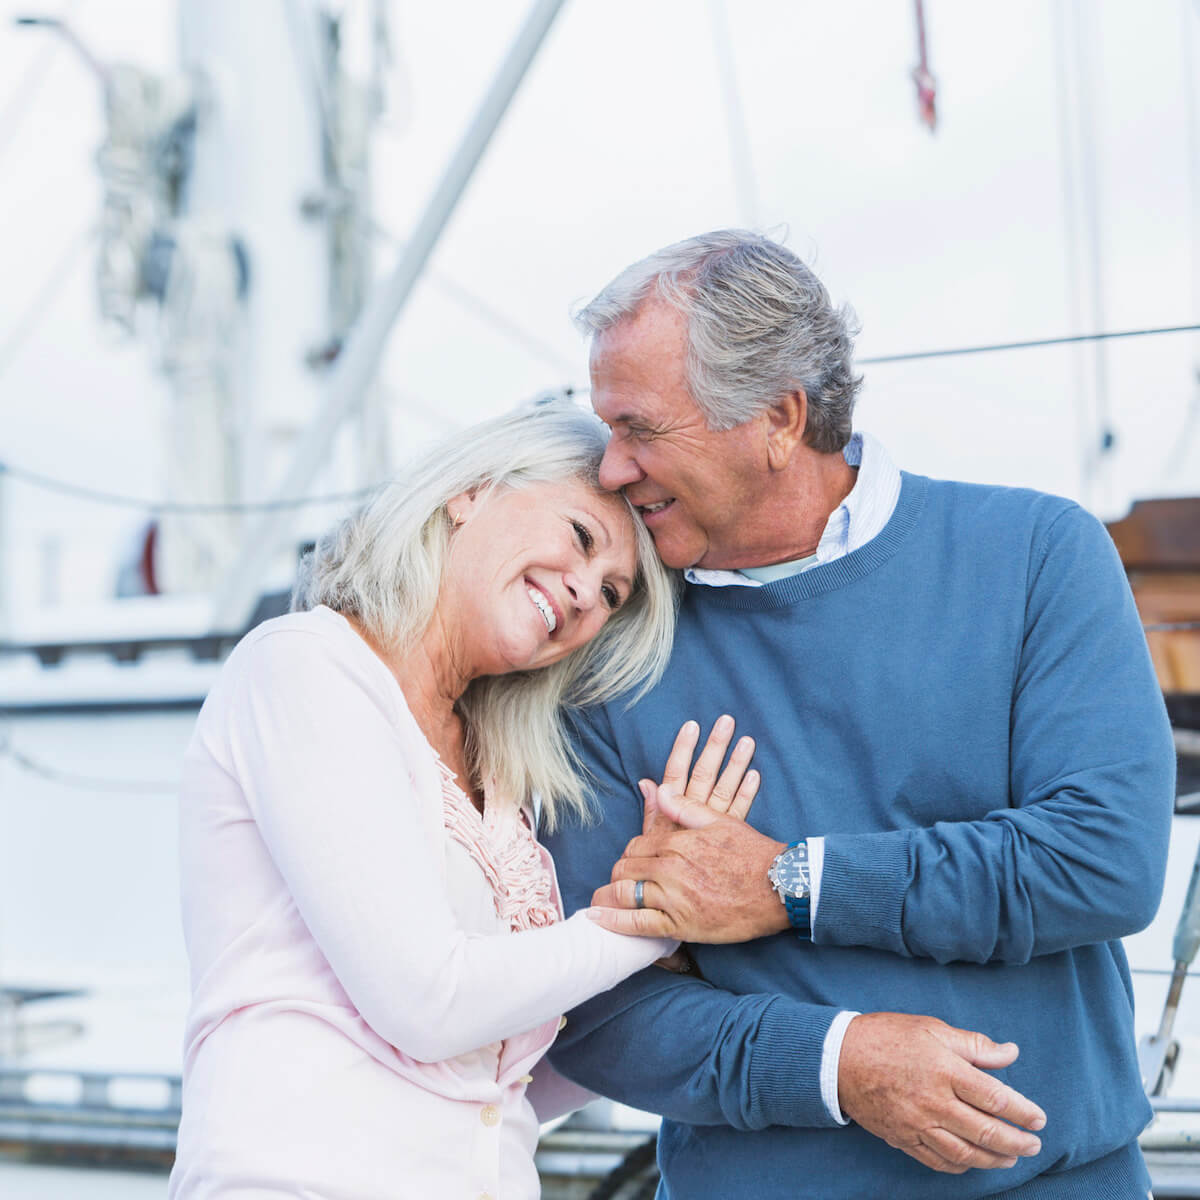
[700,447,857,571]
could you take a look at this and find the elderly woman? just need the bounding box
[168,400,757,1200]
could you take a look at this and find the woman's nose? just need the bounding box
[563,569,600,613]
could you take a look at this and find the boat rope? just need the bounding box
[0,460,382,514]
[859,322,1200,365]
[0,732,178,795]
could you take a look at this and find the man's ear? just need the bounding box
[765,390,807,471]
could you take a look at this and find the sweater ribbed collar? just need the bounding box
[688,473,929,611]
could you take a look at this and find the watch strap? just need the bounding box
[779,840,812,941]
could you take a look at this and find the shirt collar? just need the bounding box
[683,432,900,589]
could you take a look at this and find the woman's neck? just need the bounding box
[345,612,483,809]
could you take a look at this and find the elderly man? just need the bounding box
[542,230,1175,1198]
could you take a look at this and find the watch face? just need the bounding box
[770,846,810,898]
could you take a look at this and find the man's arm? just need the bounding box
[545,704,842,1131]
[592,506,1175,962]
[547,705,1046,1170]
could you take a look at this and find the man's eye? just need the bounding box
[572,520,594,552]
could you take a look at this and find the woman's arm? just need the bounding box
[215,627,675,1063]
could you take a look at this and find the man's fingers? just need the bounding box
[593,876,665,912]
[943,1026,1021,1072]
[585,904,675,938]
[683,715,735,802]
[707,736,756,813]
[918,1126,1019,1173]
[953,1067,1046,1138]
[611,854,667,887]
[661,721,700,791]
[902,1143,971,1175]
[727,768,760,821]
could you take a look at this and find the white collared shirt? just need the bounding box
[683,430,901,1125]
[685,431,901,589]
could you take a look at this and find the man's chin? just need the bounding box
[649,533,705,572]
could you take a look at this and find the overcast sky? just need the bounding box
[0,0,1197,614]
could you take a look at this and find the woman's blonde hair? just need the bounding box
[292,398,678,828]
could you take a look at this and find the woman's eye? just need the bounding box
[572,520,594,552]
[602,584,621,610]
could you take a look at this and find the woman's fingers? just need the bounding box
[706,736,756,814]
[661,721,700,791]
[656,716,761,818]
[727,768,760,821]
[683,715,735,803]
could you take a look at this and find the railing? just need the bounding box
[0,1068,180,1155]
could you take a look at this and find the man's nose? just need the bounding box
[597,439,643,492]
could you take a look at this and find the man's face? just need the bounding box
[589,300,767,570]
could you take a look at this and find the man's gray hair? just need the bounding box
[576,230,862,452]
[293,398,677,829]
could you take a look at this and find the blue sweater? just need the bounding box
[544,473,1175,1199]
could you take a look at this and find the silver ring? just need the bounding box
[634,880,646,909]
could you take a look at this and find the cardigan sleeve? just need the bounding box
[816,504,1175,963]
[217,627,674,1063]
[543,704,845,1131]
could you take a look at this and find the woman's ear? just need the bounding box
[446,489,478,526]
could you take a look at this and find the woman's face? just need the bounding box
[442,478,638,677]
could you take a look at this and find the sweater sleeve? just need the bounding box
[219,628,675,1063]
[816,504,1175,964]
[544,704,843,1130]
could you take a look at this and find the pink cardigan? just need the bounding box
[168,606,672,1199]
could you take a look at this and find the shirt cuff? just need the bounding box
[819,1009,859,1125]
[807,836,825,927]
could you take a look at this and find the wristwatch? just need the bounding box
[767,840,812,939]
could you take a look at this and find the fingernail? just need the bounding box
[717,714,733,730]
[1030,1115,1046,1132]
[638,779,652,799]
[1024,1139,1042,1156]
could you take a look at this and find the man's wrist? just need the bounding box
[767,840,813,939]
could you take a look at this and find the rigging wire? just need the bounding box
[366,218,579,377]
[0,224,97,384]
[1074,1,1116,501]
[706,0,761,228]
[1,322,1195,517]
[1051,0,1095,507]
[0,460,381,514]
[0,733,177,796]
[857,322,1200,366]
[0,0,82,169]
[1163,0,1200,482]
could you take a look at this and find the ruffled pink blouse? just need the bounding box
[439,761,560,933]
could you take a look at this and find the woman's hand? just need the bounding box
[642,715,760,830]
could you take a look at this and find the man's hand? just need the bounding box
[838,1012,1046,1174]
[588,783,790,942]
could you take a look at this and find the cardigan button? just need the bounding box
[518,1074,533,1085]
[557,1015,568,1031]
[480,1104,500,1127]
